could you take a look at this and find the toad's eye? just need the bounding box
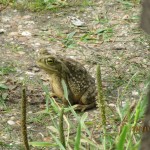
[46,58,54,64]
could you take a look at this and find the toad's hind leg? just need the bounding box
[76,86,96,111]
[74,102,96,112]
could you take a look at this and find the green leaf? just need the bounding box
[117,125,129,150]
[80,112,88,127]
[49,131,66,150]
[0,84,8,90]
[67,31,76,39]
[29,142,52,147]
[96,29,106,34]
[74,122,81,150]
[2,93,8,99]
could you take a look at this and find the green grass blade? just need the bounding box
[117,125,129,150]
[74,122,81,150]
[61,79,79,120]
[29,142,53,147]
[49,131,66,150]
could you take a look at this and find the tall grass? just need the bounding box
[28,74,149,149]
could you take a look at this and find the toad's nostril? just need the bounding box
[39,58,43,62]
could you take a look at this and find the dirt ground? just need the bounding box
[0,0,150,149]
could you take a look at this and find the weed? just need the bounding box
[95,16,109,24]
[115,77,149,149]
[62,31,77,48]
[0,64,16,76]
[0,83,8,108]
[128,15,140,23]
[66,0,92,6]
[0,0,9,5]
[9,0,67,11]
[28,79,99,149]
[5,43,24,52]
[117,0,134,9]
[27,0,47,11]
[96,65,106,150]
[80,31,96,42]
[96,27,114,41]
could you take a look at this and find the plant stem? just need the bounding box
[59,107,66,148]
[21,87,30,150]
[96,65,106,150]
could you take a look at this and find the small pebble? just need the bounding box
[7,120,15,125]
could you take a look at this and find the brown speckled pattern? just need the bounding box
[37,54,96,111]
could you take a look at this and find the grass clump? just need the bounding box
[21,73,149,150]
[0,65,16,76]
[0,83,8,108]
[1,0,92,11]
